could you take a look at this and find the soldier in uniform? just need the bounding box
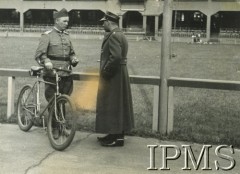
[95,11,134,147]
[35,8,79,101]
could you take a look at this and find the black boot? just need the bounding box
[100,138,124,147]
[97,134,114,142]
[99,133,124,147]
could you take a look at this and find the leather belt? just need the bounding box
[48,56,70,61]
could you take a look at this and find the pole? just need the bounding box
[159,0,173,134]
[119,15,123,29]
[206,0,212,42]
[20,10,24,33]
[206,14,211,42]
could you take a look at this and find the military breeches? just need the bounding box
[43,76,73,101]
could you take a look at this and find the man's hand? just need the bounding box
[44,62,53,70]
[71,57,79,67]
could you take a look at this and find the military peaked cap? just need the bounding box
[54,8,69,19]
[100,11,120,23]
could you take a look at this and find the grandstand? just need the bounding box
[0,0,240,41]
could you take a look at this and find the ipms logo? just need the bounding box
[147,145,236,171]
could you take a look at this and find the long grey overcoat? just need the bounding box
[95,28,134,134]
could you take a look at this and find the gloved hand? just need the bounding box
[44,62,53,70]
[101,69,114,81]
[71,57,79,67]
[102,71,111,80]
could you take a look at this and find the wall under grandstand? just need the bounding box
[0,0,240,41]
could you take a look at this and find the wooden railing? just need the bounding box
[1,68,240,134]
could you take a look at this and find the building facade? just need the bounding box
[0,0,240,41]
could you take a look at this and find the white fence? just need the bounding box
[2,68,240,134]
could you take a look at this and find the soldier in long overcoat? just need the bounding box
[95,11,134,147]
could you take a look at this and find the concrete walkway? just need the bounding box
[0,123,239,174]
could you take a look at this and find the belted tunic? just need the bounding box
[34,27,77,101]
[35,27,77,76]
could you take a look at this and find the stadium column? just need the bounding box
[20,11,24,33]
[119,15,123,29]
[154,15,159,38]
[206,0,212,42]
[206,14,211,42]
[143,15,147,33]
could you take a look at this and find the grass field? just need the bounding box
[1,36,240,147]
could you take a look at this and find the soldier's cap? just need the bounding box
[53,8,69,19]
[100,11,119,23]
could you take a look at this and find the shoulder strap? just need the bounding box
[43,29,53,35]
[101,30,116,48]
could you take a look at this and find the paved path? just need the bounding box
[0,124,239,174]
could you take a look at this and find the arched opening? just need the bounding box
[0,9,19,25]
[69,10,81,26]
[69,10,104,27]
[158,14,163,30]
[211,12,220,37]
[122,11,142,30]
[217,11,240,38]
[24,9,55,27]
[218,11,240,29]
[146,16,155,36]
[172,10,206,31]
